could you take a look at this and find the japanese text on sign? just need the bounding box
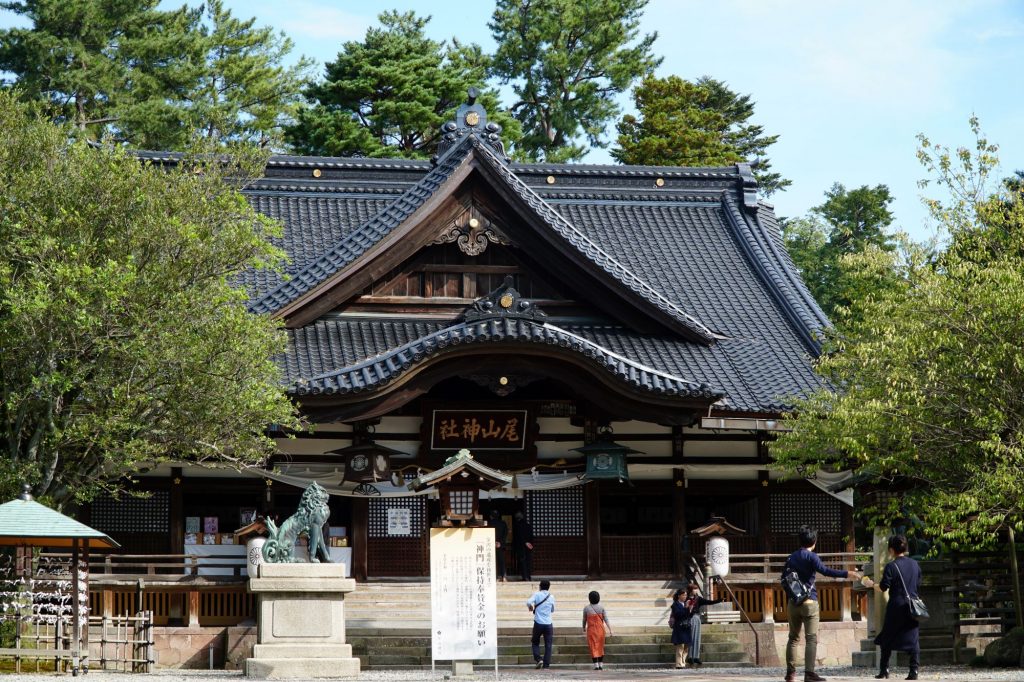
[430,528,498,661]
[430,410,528,451]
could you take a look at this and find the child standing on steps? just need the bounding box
[583,590,613,670]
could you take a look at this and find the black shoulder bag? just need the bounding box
[893,561,929,622]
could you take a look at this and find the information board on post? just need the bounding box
[430,528,498,663]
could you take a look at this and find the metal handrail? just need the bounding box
[713,573,760,666]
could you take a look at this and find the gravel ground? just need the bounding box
[0,667,1021,682]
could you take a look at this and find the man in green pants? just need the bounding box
[784,526,861,682]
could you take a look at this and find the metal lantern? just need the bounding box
[572,427,642,483]
[327,442,401,483]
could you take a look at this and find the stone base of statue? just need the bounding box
[245,563,360,679]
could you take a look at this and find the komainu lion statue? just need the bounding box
[262,482,332,563]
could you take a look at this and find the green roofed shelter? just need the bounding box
[0,484,118,549]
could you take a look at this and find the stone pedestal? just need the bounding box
[245,563,360,679]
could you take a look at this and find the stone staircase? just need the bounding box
[850,631,976,668]
[345,580,753,670]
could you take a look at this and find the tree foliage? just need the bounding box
[772,122,1024,548]
[489,0,659,163]
[614,75,789,195]
[0,93,299,507]
[782,183,900,322]
[0,0,311,148]
[286,11,519,159]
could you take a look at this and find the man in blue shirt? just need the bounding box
[785,526,860,682]
[526,579,555,669]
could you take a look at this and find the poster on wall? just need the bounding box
[429,528,497,662]
[386,508,411,536]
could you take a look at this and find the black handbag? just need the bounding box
[893,561,930,622]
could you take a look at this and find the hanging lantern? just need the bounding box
[327,442,402,483]
[571,426,641,483]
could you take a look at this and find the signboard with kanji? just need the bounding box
[430,409,528,451]
[430,528,498,661]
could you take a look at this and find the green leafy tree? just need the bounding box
[782,183,899,321]
[0,0,310,149]
[772,121,1024,549]
[614,75,789,195]
[286,11,519,159]
[145,0,314,149]
[489,0,660,163]
[0,93,299,507]
[0,0,203,140]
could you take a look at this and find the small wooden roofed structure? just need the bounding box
[0,485,118,675]
[691,516,747,537]
[408,449,512,526]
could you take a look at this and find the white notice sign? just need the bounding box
[387,508,411,536]
[430,528,498,661]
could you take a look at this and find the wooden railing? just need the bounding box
[48,553,251,628]
[699,552,870,623]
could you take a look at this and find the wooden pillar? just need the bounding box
[757,468,772,555]
[841,584,853,622]
[842,502,855,553]
[585,481,601,578]
[672,468,686,579]
[169,467,184,555]
[352,497,369,582]
[187,590,200,627]
[763,584,775,624]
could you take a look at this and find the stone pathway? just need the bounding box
[2,667,1022,682]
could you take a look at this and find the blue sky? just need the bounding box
[4,1,1023,241]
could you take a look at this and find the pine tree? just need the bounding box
[286,11,519,159]
[614,75,789,194]
[0,0,203,140]
[489,0,659,163]
[0,0,311,149]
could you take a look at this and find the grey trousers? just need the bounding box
[689,615,702,659]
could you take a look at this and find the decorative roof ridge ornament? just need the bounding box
[735,162,760,213]
[461,275,548,323]
[434,87,508,164]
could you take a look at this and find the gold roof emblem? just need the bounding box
[465,111,480,126]
[499,293,514,309]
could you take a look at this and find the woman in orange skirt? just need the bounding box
[583,590,613,670]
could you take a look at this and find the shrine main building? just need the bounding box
[112,96,849,583]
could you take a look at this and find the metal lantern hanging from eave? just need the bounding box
[327,442,401,483]
[572,427,642,483]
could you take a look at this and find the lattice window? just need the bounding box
[448,490,474,517]
[90,491,169,532]
[369,497,426,538]
[525,488,584,537]
[769,493,841,533]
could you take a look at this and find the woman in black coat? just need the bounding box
[869,535,922,680]
[669,583,722,668]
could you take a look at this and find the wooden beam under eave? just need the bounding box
[277,161,478,328]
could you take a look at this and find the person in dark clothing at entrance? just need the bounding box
[866,535,922,680]
[784,526,861,682]
[513,511,534,581]
[489,509,508,582]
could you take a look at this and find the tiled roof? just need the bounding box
[287,316,721,401]
[225,140,831,414]
[283,317,823,413]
